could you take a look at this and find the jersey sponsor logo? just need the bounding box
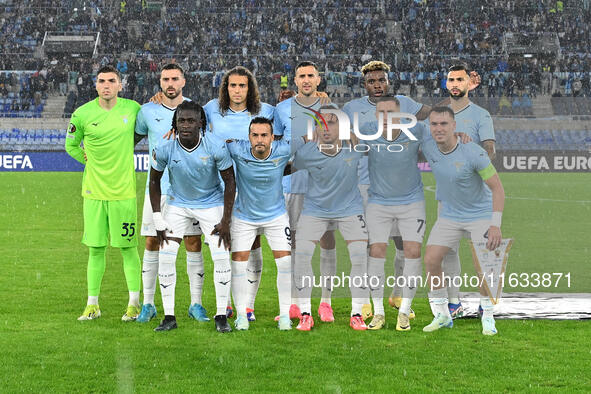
[91,122,99,127]
[0,154,33,169]
[67,123,76,133]
[155,118,163,122]
[172,159,181,163]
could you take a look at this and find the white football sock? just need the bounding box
[87,296,98,306]
[246,247,263,310]
[275,255,292,317]
[443,247,461,304]
[348,241,368,316]
[141,249,159,305]
[401,257,422,315]
[158,241,180,316]
[368,256,386,315]
[428,287,450,318]
[319,247,337,305]
[128,291,140,307]
[231,260,248,317]
[480,297,494,318]
[391,248,405,297]
[186,251,204,305]
[294,240,316,315]
[213,255,232,316]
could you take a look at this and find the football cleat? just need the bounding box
[408,308,416,320]
[388,295,402,309]
[296,313,314,331]
[367,314,385,330]
[350,314,368,331]
[214,315,232,333]
[188,303,210,322]
[361,303,373,320]
[226,306,234,319]
[234,315,249,331]
[481,316,498,336]
[154,316,177,332]
[122,305,141,322]
[448,302,464,319]
[289,304,302,319]
[78,304,101,321]
[423,313,453,332]
[277,315,292,331]
[246,308,256,322]
[396,312,411,332]
[136,304,157,323]
[318,302,335,322]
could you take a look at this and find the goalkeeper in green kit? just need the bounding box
[65,65,143,322]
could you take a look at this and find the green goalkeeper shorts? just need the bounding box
[82,198,138,248]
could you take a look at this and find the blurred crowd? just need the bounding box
[1,0,590,115]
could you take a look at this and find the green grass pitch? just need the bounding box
[1,172,590,392]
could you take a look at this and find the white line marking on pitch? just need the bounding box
[423,185,591,203]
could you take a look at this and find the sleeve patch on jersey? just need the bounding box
[152,149,157,162]
[67,123,76,133]
[478,163,497,180]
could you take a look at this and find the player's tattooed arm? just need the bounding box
[214,166,235,250]
[149,91,165,104]
[484,173,505,251]
[149,167,171,247]
[482,140,496,160]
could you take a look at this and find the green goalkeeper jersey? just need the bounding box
[65,97,141,200]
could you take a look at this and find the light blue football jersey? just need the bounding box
[343,95,423,186]
[274,96,322,194]
[292,139,364,218]
[453,102,495,145]
[135,99,189,195]
[360,120,430,206]
[421,140,493,222]
[152,133,233,209]
[227,139,290,223]
[204,98,274,141]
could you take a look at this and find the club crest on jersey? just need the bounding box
[200,156,210,164]
[122,116,129,124]
[343,157,355,167]
[272,158,281,167]
[454,161,464,170]
[67,123,76,133]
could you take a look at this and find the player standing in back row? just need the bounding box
[66,65,142,322]
[135,63,208,324]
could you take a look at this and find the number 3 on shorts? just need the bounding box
[121,222,136,237]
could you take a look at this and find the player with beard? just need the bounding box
[442,64,496,319]
[203,66,275,322]
[135,64,208,324]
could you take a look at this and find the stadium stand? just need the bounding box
[0,0,590,152]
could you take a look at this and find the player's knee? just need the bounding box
[273,250,290,259]
[145,236,160,251]
[183,235,201,252]
[369,243,387,258]
[403,242,421,259]
[232,251,250,262]
[423,251,441,271]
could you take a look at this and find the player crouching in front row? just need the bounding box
[421,107,505,336]
[149,101,236,333]
[226,117,293,331]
